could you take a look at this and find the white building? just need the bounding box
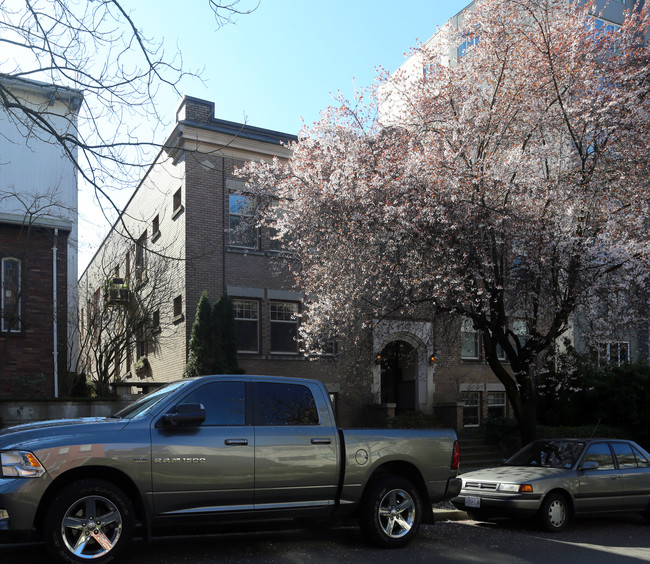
[0,76,82,397]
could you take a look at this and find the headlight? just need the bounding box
[0,451,46,478]
[498,483,533,493]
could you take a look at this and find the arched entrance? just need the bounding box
[380,340,417,411]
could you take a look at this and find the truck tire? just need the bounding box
[359,476,422,548]
[44,479,135,563]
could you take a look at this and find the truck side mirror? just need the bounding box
[162,403,206,427]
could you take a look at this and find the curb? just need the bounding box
[433,509,469,522]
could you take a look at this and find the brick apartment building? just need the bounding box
[79,97,344,411]
[0,76,82,398]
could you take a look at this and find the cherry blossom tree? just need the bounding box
[243,0,650,443]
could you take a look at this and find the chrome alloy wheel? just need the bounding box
[377,488,416,538]
[60,494,123,559]
[546,498,567,529]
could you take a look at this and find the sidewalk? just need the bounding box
[433,502,468,522]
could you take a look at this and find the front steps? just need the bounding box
[458,436,507,470]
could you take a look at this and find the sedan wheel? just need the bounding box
[539,492,570,532]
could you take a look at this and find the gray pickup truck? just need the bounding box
[0,375,460,563]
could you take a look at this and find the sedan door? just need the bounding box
[575,442,623,514]
[611,441,650,512]
[150,380,254,516]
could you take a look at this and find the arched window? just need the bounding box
[1,258,21,332]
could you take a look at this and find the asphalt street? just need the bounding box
[2,512,649,563]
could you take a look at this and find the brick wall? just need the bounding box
[0,223,69,398]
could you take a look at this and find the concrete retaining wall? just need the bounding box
[0,400,130,428]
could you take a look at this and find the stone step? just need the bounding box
[458,438,505,469]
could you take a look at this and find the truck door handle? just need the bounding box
[611,474,620,480]
[225,439,248,446]
[311,438,332,445]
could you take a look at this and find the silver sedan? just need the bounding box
[451,438,650,531]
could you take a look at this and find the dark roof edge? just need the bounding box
[177,95,298,145]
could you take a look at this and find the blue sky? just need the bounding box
[132,0,470,135]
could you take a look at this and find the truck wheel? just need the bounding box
[44,479,135,563]
[359,476,422,548]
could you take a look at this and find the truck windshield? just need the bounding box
[113,381,188,419]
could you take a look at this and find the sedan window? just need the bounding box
[612,442,637,469]
[633,447,650,468]
[582,443,615,470]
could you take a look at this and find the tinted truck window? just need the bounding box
[180,381,246,426]
[258,383,319,425]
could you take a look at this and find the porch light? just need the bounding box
[375,353,382,365]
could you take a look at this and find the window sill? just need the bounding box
[172,314,184,324]
[172,205,184,220]
[0,330,23,337]
[268,353,303,360]
[151,230,161,244]
[227,247,263,256]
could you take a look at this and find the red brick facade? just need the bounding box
[0,223,69,398]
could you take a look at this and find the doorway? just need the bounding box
[380,340,417,411]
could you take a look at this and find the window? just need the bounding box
[173,295,183,322]
[268,201,293,252]
[597,342,630,367]
[633,447,650,468]
[135,232,147,281]
[513,319,528,349]
[136,327,148,359]
[461,391,480,427]
[612,442,637,469]
[152,309,160,332]
[592,17,621,34]
[152,214,160,240]
[461,318,479,359]
[270,301,299,354]
[126,341,132,373]
[114,349,121,379]
[2,258,21,332]
[582,443,615,471]
[179,381,246,426]
[233,298,259,353]
[173,187,182,212]
[487,391,506,419]
[257,382,319,425]
[229,194,258,249]
[458,27,479,58]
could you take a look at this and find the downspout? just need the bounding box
[222,157,227,295]
[53,228,59,398]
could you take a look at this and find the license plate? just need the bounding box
[465,496,481,508]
